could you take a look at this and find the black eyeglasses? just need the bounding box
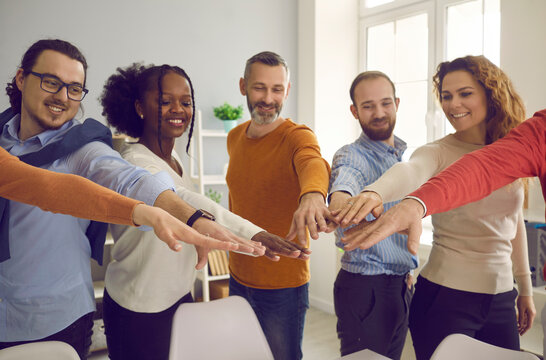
[29,71,88,101]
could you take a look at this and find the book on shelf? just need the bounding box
[207,250,229,276]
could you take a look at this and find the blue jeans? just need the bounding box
[229,278,309,360]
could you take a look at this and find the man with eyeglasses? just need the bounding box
[0,39,260,358]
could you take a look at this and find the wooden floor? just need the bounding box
[89,306,417,360]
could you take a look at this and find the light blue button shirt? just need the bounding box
[0,114,174,341]
[329,132,418,276]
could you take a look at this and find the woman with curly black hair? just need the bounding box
[99,63,307,359]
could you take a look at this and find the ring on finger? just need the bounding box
[347,201,354,205]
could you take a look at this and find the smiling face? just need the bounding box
[135,71,193,142]
[350,77,399,145]
[16,49,85,140]
[240,63,290,125]
[440,70,488,144]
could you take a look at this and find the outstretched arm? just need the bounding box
[413,113,544,216]
[0,147,139,225]
[285,129,334,246]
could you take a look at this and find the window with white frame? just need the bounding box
[360,0,500,157]
[360,0,500,245]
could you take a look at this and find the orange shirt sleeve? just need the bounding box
[0,147,140,226]
[290,127,331,200]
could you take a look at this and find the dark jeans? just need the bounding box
[409,275,519,360]
[229,277,309,360]
[0,312,94,359]
[103,289,193,360]
[334,269,413,360]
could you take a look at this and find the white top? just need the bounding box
[366,134,532,296]
[106,143,263,312]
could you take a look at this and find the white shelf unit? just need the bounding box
[189,110,231,302]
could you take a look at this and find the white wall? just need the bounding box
[501,0,546,223]
[298,0,360,314]
[0,0,298,173]
[501,1,546,354]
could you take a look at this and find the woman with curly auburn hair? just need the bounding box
[333,55,534,359]
[99,63,307,360]
[432,55,526,145]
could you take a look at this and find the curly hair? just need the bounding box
[100,63,196,153]
[6,39,88,113]
[433,55,525,145]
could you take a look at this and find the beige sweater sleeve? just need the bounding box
[511,209,533,296]
[365,144,440,203]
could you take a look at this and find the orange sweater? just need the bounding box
[226,119,330,289]
[0,147,139,225]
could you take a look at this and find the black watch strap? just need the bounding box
[186,209,215,228]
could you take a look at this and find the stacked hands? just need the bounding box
[136,191,340,266]
[140,189,424,266]
[328,191,424,255]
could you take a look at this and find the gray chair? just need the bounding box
[0,341,79,360]
[430,333,539,360]
[169,295,274,360]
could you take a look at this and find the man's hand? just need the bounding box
[286,192,335,246]
[252,231,312,261]
[341,198,425,254]
[332,191,384,228]
[516,295,536,335]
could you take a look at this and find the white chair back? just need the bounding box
[431,333,539,360]
[0,341,79,360]
[169,295,274,360]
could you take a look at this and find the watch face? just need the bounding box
[200,209,215,221]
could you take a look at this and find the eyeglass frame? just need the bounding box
[28,71,89,101]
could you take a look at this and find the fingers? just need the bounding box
[263,248,281,261]
[195,246,209,270]
[336,192,383,227]
[306,212,319,240]
[285,219,298,242]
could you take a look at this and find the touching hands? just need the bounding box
[341,198,425,254]
[132,204,240,257]
[192,217,266,269]
[286,192,336,246]
[331,191,384,228]
[516,295,536,335]
[252,231,312,261]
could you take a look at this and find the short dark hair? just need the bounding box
[244,51,289,80]
[5,39,88,112]
[349,71,396,105]
[100,63,196,154]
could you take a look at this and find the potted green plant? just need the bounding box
[213,102,243,133]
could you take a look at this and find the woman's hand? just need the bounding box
[132,204,241,254]
[332,191,384,228]
[516,295,536,335]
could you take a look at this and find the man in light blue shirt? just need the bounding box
[0,39,242,358]
[328,71,418,360]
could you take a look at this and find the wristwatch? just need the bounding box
[186,209,216,227]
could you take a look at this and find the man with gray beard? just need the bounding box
[225,51,333,360]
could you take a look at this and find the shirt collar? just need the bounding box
[356,131,407,158]
[3,113,76,147]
